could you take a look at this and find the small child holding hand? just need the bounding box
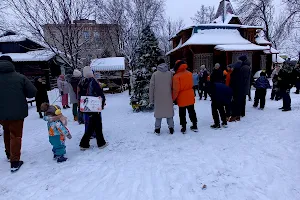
[41,103,72,163]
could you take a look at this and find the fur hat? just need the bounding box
[83,66,93,78]
[73,69,82,77]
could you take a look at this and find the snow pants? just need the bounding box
[254,89,267,109]
[211,101,226,125]
[179,105,197,127]
[61,94,69,106]
[49,135,66,156]
[0,120,24,162]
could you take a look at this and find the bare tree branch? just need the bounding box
[191,5,216,24]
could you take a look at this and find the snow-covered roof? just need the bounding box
[263,46,280,54]
[0,50,56,62]
[0,35,27,43]
[255,35,271,45]
[166,39,182,55]
[181,29,250,47]
[215,44,269,51]
[272,54,285,64]
[91,57,125,72]
[213,13,238,24]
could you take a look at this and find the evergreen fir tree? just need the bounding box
[130,26,161,112]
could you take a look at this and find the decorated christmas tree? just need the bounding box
[130,26,161,112]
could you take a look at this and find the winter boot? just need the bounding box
[282,108,291,112]
[63,106,67,109]
[39,112,43,119]
[278,107,284,110]
[221,122,228,128]
[211,124,221,129]
[57,156,68,163]
[11,161,24,173]
[181,126,186,134]
[228,117,236,122]
[99,142,109,149]
[169,128,174,135]
[190,123,198,132]
[236,117,241,121]
[74,116,78,121]
[155,129,161,135]
[66,105,71,108]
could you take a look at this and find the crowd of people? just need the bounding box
[149,56,299,134]
[1,53,299,173]
[0,55,108,172]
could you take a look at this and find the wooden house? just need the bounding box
[0,31,68,89]
[167,0,281,75]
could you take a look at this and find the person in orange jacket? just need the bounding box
[172,60,198,133]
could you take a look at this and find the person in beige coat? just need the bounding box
[149,59,174,135]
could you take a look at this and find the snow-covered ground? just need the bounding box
[1,89,300,200]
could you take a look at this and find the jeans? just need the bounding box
[0,120,24,162]
[211,101,227,125]
[254,89,267,108]
[155,118,174,129]
[179,105,197,126]
[80,113,106,148]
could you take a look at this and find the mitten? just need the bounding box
[67,133,72,139]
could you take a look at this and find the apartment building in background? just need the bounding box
[43,19,122,67]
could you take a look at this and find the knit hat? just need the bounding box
[83,66,93,78]
[73,69,82,77]
[200,65,206,70]
[239,55,248,62]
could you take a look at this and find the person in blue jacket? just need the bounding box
[207,82,233,129]
[253,71,271,110]
[192,70,200,97]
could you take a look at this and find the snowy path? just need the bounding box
[1,90,300,200]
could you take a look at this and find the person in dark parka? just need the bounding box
[34,77,49,118]
[229,60,243,122]
[207,82,233,129]
[210,63,225,84]
[253,71,271,109]
[239,55,251,117]
[0,56,37,172]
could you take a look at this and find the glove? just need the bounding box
[60,91,64,96]
[67,133,72,139]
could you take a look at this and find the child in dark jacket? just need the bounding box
[207,82,233,129]
[41,103,72,163]
[253,71,271,109]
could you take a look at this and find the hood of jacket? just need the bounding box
[232,60,243,70]
[157,63,168,72]
[0,60,15,73]
[175,63,188,73]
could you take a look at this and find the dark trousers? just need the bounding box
[179,105,197,127]
[271,89,280,100]
[295,81,300,94]
[193,86,200,96]
[80,113,106,148]
[240,95,247,117]
[281,89,291,109]
[253,89,267,108]
[0,120,24,162]
[225,103,232,118]
[199,86,208,99]
[232,95,242,117]
[211,102,227,125]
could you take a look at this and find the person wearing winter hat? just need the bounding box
[172,60,198,133]
[83,66,94,78]
[69,69,82,122]
[41,103,72,163]
[57,75,70,109]
[199,65,209,100]
[239,55,251,118]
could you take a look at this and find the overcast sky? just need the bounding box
[165,0,283,27]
